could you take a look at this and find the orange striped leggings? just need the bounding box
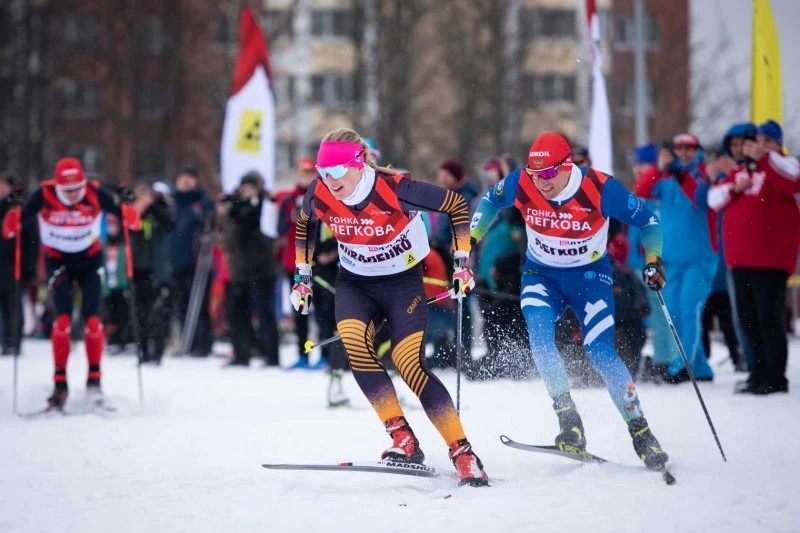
[335,267,466,446]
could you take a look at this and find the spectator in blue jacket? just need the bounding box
[170,167,216,357]
[635,134,717,382]
[629,143,672,382]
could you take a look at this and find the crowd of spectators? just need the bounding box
[0,119,797,400]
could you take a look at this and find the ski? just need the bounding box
[19,403,117,420]
[262,460,439,478]
[499,434,607,464]
[74,404,118,418]
[499,435,676,485]
[19,407,67,419]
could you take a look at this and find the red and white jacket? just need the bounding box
[22,180,121,263]
[707,151,800,274]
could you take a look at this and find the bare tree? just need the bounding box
[1,0,47,189]
[690,32,749,146]
[501,0,524,157]
[438,0,507,170]
[104,0,140,184]
[374,0,431,166]
[358,0,380,136]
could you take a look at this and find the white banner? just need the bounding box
[220,65,276,194]
[220,9,278,237]
[587,5,614,176]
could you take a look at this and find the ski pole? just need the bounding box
[471,286,520,301]
[455,292,464,415]
[178,223,214,356]
[121,193,144,407]
[653,286,727,462]
[11,207,21,414]
[312,275,335,296]
[304,289,452,354]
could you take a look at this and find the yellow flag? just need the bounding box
[751,0,782,125]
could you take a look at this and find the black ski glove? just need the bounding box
[642,256,666,291]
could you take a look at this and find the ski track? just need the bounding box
[1,338,799,532]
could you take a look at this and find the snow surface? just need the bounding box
[2,338,799,533]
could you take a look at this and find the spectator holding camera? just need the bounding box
[706,123,755,186]
[708,120,800,394]
[628,143,673,382]
[635,133,716,383]
[700,124,756,372]
[220,172,279,367]
[129,181,175,364]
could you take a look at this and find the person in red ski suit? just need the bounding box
[1,158,140,409]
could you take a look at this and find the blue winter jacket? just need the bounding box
[641,153,715,264]
[170,188,215,273]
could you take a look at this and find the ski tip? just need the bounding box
[19,408,66,419]
[499,435,511,444]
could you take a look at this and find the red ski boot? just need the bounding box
[449,439,489,487]
[381,416,425,464]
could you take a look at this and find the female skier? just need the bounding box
[290,128,488,486]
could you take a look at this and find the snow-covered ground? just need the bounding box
[2,338,799,533]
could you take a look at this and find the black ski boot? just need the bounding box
[628,417,669,470]
[553,394,587,453]
[47,382,69,411]
[86,376,104,407]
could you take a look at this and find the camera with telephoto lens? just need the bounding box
[9,184,24,207]
[661,140,684,180]
[743,126,758,171]
[117,185,135,204]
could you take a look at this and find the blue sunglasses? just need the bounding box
[316,151,365,180]
[315,164,350,180]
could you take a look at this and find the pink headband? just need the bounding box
[316,141,365,168]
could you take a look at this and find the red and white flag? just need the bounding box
[586,0,613,175]
[220,8,278,234]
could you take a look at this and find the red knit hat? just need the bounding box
[439,159,465,180]
[54,158,86,188]
[527,132,572,171]
[296,157,316,172]
[483,159,502,174]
